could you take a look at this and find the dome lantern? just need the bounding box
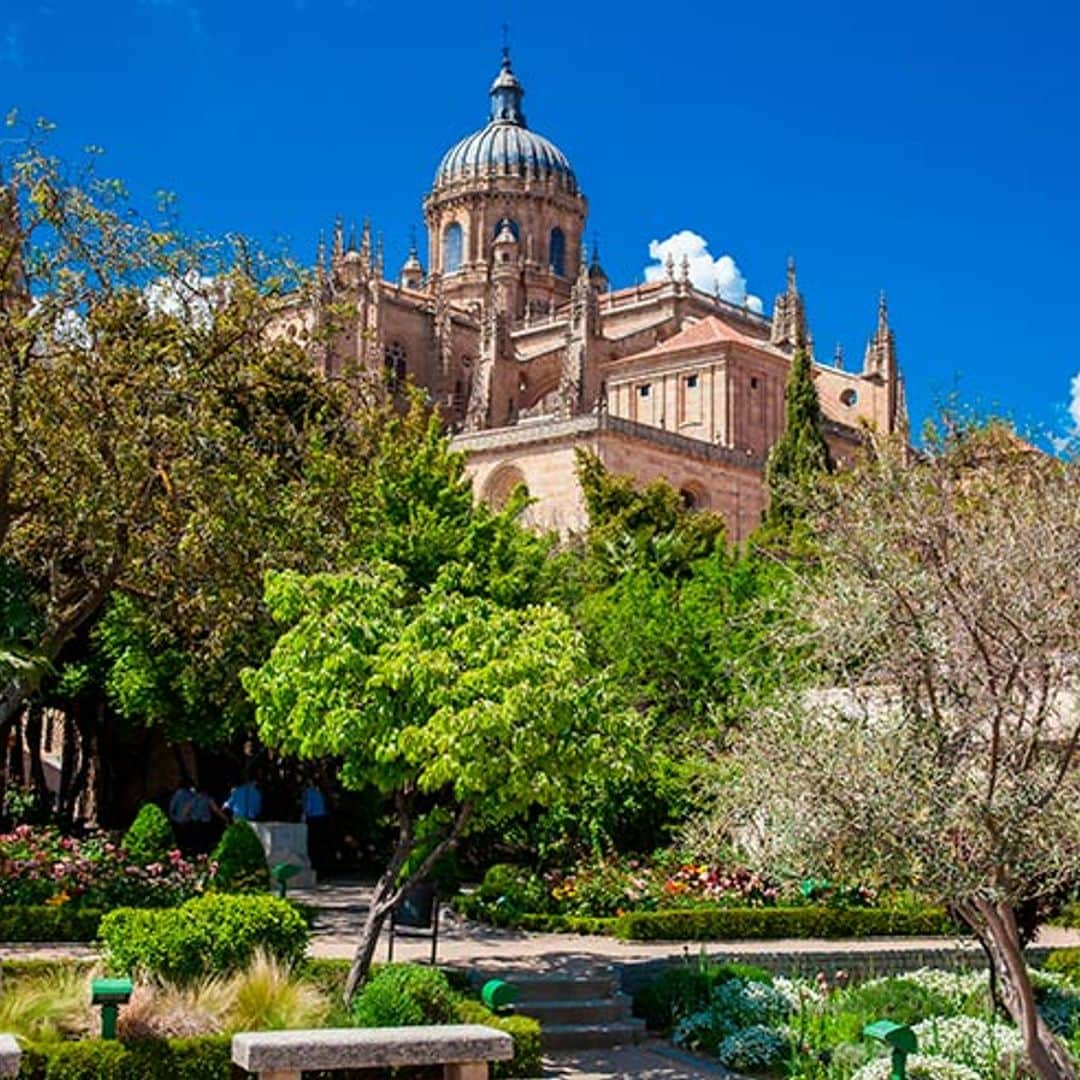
[489,48,525,126]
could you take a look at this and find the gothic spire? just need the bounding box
[770,254,808,349]
[332,215,344,261]
[863,290,897,380]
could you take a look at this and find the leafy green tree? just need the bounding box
[243,565,639,1001]
[763,342,832,528]
[700,423,1080,1080]
[574,451,725,582]
[0,132,368,736]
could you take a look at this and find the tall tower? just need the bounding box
[423,49,588,317]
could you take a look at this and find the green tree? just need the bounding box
[697,423,1080,1080]
[0,131,367,737]
[574,450,725,583]
[243,565,639,1001]
[763,342,832,528]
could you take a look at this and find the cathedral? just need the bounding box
[283,49,907,540]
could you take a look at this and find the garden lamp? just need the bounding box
[271,861,302,898]
[864,1019,917,1080]
[480,979,518,1014]
[90,977,133,1040]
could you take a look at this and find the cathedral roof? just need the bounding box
[641,314,767,356]
[433,51,578,195]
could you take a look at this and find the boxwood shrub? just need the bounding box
[454,999,542,1079]
[453,893,614,935]
[614,905,960,941]
[99,893,308,981]
[1044,947,1080,984]
[17,1036,232,1079]
[121,803,174,866]
[0,906,103,943]
[210,820,268,893]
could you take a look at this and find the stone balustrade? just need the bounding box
[231,1024,514,1080]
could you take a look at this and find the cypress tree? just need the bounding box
[764,342,832,526]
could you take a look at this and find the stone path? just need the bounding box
[542,1043,729,1078]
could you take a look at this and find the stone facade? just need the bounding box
[289,50,906,541]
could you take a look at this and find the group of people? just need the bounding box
[166,775,332,868]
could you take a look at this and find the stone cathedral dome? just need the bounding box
[434,51,578,195]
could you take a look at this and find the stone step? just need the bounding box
[540,1019,647,1052]
[516,993,634,1026]
[475,971,618,1003]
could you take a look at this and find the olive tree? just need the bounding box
[243,565,639,1003]
[694,423,1080,1080]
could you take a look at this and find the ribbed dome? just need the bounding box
[433,51,578,195]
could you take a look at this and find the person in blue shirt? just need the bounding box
[300,776,330,872]
[224,779,262,822]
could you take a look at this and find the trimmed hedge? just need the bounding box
[455,999,542,1079]
[453,894,614,935]
[17,1036,231,1079]
[121,803,174,866]
[210,820,269,893]
[99,893,309,981]
[613,905,961,941]
[0,906,103,942]
[1044,947,1080,983]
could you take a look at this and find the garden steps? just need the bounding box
[472,968,645,1051]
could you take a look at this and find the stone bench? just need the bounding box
[231,1023,514,1080]
[0,1035,20,1078]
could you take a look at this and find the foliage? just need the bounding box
[349,963,456,1027]
[1046,950,1080,986]
[850,1055,981,1080]
[244,560,639,995]
[634,958,773,1033]
[454,999,543,1079]
[209,820,268,893]
[763,342,832,528]
[613,905,958,942]
[0,965,93,1043]
[121,804,174,867]
[98,894,308,982]
[0,133,382,741]
[0,906,102,943]
[574,450,726,581]
[0,825,210,910]
[700,422,1080,1079]
[16,1035,233,1080]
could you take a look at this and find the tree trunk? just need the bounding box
[343,866,400,1006]
[962,898,1079,1080]
[57,708,76,823]
[23,702,50,815]
[341,798,474,1007]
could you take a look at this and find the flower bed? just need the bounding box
[634,961,1080,1077]
[454,859,960,941]
[0,824,212,912]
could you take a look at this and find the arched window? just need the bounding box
[443,222,463,273]
[384,341,407,388]
[549,227,566,276]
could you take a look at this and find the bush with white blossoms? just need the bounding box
[851,1054,981,1080]
[715,1023,789,1070]
[912,1015,1023,1070]
[860,968,988,1011]
[671,977,791,1054]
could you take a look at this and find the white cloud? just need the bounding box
[1069,372,1080,434]
[644,230,763,314]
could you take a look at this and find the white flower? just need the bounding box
[851,1053,981,1080]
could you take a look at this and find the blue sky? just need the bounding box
[3,0,1079,442]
